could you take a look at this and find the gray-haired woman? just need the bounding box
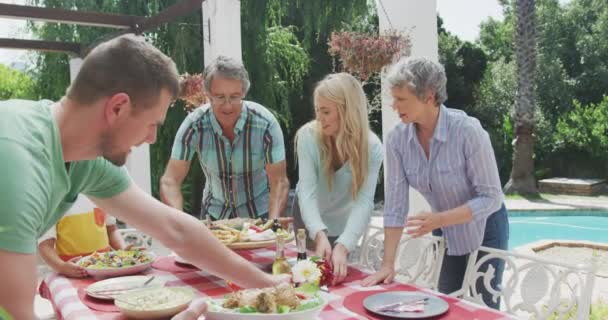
[361,57,509,310]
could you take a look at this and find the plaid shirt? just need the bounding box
[171,101,285,219]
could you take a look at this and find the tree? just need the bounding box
[438,16,488,112]
[0,64,36,100]
[504,0,538,194]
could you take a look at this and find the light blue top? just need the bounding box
[383,105,504,255]
[295,123,383,252]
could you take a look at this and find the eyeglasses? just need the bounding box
[209,96,243,106]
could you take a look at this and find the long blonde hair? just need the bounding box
[303,73,370,199]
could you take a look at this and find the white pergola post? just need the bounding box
[202,0,242,65]
[377,0,438,213]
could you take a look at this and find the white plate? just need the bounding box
[363,292,449,319]
[78,251,156,278]
[85,275,166,300]
[115,287,194,319]
[205,292,328,320]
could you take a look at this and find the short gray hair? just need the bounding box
[386,57,448,106]
[203,56,250,95]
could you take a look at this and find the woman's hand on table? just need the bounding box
[331,243,348,285]
[406,211,442,238]
[59,257,87,278]
[315,231,332,261]
[172,298,207,320]
[361,264,396,287]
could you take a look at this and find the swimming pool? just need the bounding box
[508,211,608,249]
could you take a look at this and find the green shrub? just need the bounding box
[553,96,608,161]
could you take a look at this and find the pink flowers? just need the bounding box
[314,258,334,287]
[328,30,410,81]
[177,73,207,112]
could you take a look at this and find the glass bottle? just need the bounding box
[296,228,307,261]
[272,236,291,275]
[271,218,282,232]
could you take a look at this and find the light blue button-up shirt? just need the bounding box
[296,123,384,252]
[383,105,504,255]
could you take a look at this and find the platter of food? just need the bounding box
[114,287,194,319]
[208,218,294,250]
[205,283,327,320]
[77,249,156,278]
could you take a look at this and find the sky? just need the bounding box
[0,0,33,67]
[436,0,505,42]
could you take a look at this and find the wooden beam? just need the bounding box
[0,38,81,55]
[137,0,205,33]
[83,0,205,55]
[0,3,144,29]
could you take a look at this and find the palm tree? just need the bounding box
[504,0,538,195]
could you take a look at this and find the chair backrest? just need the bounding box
[457,246,596,320]
[119,228,152,249]
[358,225,445,289]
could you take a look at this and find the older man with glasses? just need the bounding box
[161,56,290,221]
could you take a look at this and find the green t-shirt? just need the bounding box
[0,99,131,254]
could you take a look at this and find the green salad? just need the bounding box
[78,250,151,269]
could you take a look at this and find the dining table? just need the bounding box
[40,244,516,319]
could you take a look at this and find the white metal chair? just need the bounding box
[453,246,596,320]
[358,225,445,289]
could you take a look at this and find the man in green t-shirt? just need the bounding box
[0,34,285,320]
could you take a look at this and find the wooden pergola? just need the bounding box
[0,0,206,56]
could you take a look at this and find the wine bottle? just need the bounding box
[272,235,291,275]
[271,218,281,232]
[296,228,307,261]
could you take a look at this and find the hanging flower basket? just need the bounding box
[177,73,207,112]
[328,30,410,81]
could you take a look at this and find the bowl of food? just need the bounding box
[205,283,327,320]
[114,287,194,319]
[77,249,156,278]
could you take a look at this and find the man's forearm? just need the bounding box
[94,185,278,289]
[268,177,289,219]
[168,212,276,288]
[160,177,184,211]
[382,227,404,267]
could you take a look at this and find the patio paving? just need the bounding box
[505,193,608,211]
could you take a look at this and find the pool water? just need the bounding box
[508,211,608,249]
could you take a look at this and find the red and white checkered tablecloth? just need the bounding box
[40,245,516,320]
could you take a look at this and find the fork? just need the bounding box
[90,276,156,295]
[375,297,429,312]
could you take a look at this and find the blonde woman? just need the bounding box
[293,73,383,285]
